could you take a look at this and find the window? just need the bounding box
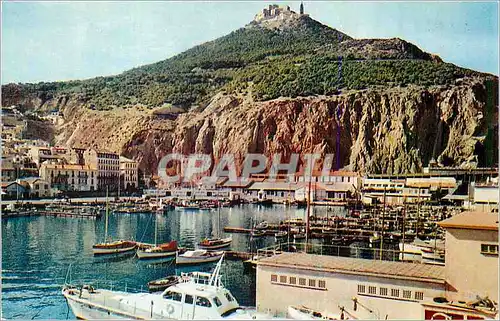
[299,278,306,286]
[481,244,499,255]
[196,297,212,308]
[213,297,222,307]
[358,285,366,294]
[164,291,182,302]
[391,289,400,297]
[289,277,296,285]
[308,279,316,287]
[185,295,194,304]
[415,292,424,300]
[379,288,388,296]
[225,293,234,302]
[403,290,412,299]
[318,280,326,289]
[271,274,277,282]
[368,286,376,295]
[280,276,287,283]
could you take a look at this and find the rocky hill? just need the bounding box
[2,5,498,174]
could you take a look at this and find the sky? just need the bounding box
[1,1,498,84]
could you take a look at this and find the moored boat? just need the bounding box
[197,237,232,250]
[92,240,137,255]
[147,275,181,292]
[251,229,266,238]
[275,231,288,242]
[176,249,224,265]
[136,241,178,260]
[93,190,136,255]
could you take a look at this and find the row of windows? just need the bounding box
[271,274,326,290]
[99,165,119,171]
[481,244,499,255]
[50,171,94,177]
[358,284,423,301]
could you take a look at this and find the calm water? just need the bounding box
[1,204,348,319]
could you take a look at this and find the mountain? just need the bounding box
[2,5,498,175]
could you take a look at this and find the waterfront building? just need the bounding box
[256,252,446,319]
[471,179,498,212]
[247,181,298,202]
[39,163,97,192]
[255,210,499,319]
[361,176,456,205]
[119,156,138,191]
[438,211,498,302]
[83,149,119,191]
[20,177,52,198]
[1,181,28,199]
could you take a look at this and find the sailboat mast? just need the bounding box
[217,202,221,239]
[104,187,109,242]
[154,212,158,246]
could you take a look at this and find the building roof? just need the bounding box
[248,182,301,191]
[439,211,499,231]
[258,252,445,284]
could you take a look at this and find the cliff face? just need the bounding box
[3,78,497,176]
[14,77,491,175]
[165,78,497,174]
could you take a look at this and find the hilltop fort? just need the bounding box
[252,3,309,28]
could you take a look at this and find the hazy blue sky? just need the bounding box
[1,1,498,84]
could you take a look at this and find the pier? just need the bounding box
[1,210,100,219]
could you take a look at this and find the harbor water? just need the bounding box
[2,204,349,319]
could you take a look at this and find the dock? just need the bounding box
[2,210,100,219]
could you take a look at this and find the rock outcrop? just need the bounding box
[11,77,494,175]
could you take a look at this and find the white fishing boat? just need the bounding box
[92,189,136,255]
[62,256,274,319]
[176,249,224,265]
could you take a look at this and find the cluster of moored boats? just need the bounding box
[92,194,233,264]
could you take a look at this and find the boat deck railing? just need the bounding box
[256,242,407,262]
[66,280,151,294]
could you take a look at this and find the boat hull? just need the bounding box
[176,253,224,265]
[197,242,231,250]
[92,244,136,255]
[136,249,177,259]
